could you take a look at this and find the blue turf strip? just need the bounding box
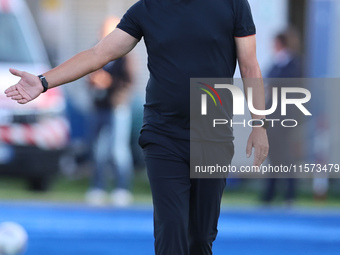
[0,202,339,255]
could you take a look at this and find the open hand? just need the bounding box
[5,68,43,104]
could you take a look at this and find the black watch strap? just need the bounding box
[38,75,48,93]
[252,118,269,129]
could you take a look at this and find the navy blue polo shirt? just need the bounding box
[117,0,256,140]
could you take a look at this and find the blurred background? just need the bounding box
[0,0,340,254]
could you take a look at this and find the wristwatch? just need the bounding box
[38,75,48,93]
[251,118,269,129]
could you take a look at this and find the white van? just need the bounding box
[0,0,69,191]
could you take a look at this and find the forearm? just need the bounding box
[42,48,108,89]
[41,28,138,89]
[235,36,269,166]
[5,28,138,105]
[240,63,266,120]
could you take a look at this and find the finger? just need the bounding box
[256,147,268,166]
[253,157,260,167]
[246,139,252,158]
[18,98,29,104]
[9,68,24,77]
[6,90,20,97]
[262,150,268,163]
[5,85,17,94]
[16,85,32,101]
[11,95,23,100]
[253,147,262,167]
[252,150,261,170]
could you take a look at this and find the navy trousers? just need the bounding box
[139,131,234,255]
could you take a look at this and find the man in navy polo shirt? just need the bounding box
[6,0,269,254]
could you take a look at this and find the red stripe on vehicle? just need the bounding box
[23,124,35,145]
[0,126,11,144]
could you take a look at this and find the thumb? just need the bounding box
[9,68,23,77]
[246,138,253,158]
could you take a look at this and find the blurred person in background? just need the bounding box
[261,28,302,206]
[85,17,135,207]
[267,29,302,78]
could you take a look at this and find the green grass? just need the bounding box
[0,171,153,204]
[1,173,340,208]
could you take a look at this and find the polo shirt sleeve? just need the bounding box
[117,1,144,41]
[234,0,256,37]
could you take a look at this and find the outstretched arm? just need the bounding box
[5,28,138,104]
[235,35,269,167]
